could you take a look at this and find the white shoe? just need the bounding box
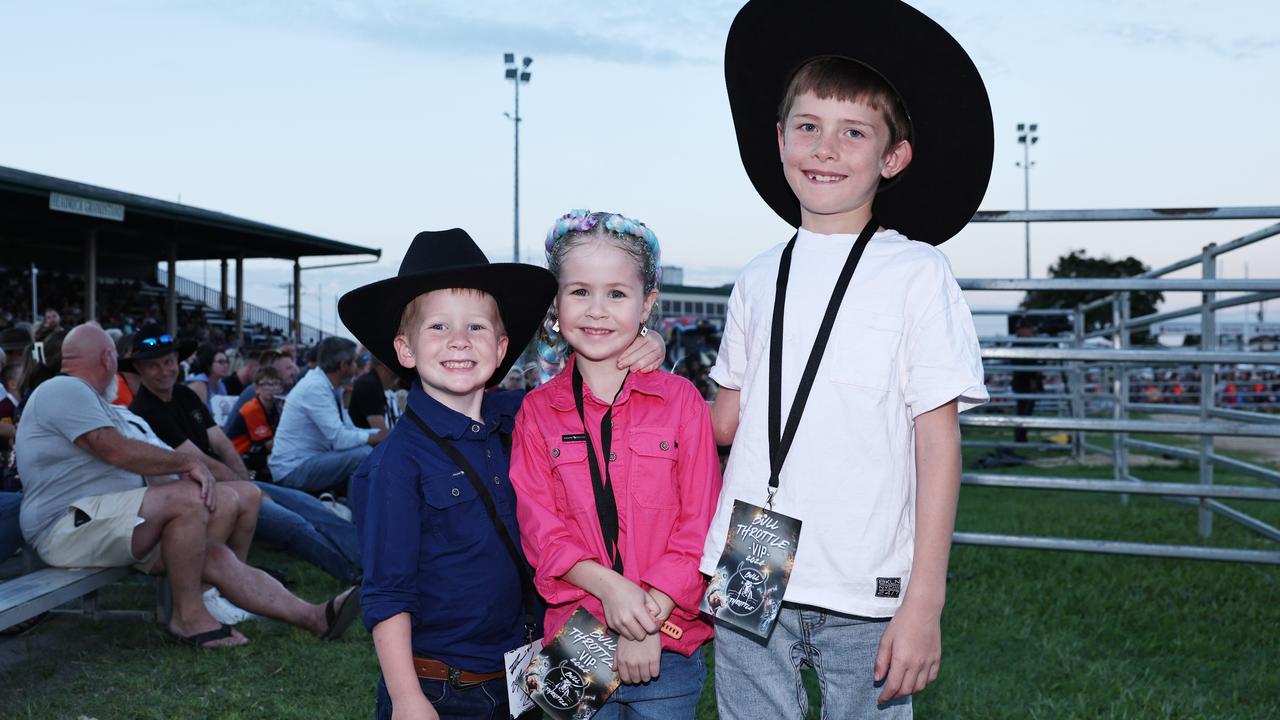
[203,587,260,625]
[318,492,353,522]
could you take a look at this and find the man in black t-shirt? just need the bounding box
[347,356,400,431]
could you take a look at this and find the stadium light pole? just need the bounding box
[1016,122,1039,279]
[504,53,532,263]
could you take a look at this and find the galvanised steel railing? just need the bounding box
[956,209,1280,565]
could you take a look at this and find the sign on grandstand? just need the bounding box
[49,192,125,221]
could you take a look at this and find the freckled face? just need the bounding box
[555,238,657,365]
[777,92,910,231]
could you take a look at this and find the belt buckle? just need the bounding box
[447,666,463,689]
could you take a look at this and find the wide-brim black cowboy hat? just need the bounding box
[338,229,557,387]
[726,0,993,245]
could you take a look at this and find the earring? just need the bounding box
[640,325,648,337]
[552,319,560,333]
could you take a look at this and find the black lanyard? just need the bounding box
[404,407,540,642]
[571,363,627,574]
[767,218,878,507]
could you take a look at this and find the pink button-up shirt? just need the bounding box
[510,358,721,655]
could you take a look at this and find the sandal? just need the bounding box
[319,585,361,641]
[168,623,244,649]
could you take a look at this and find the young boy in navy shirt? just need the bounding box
[341,230,663,720]
[701,1,994,717]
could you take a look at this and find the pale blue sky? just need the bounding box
[2,0,1278,335]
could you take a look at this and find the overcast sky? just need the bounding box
[3,0,1278,336]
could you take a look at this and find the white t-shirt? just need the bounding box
[17,376,146,546]
[700,227,988,618]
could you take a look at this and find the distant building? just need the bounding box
[658,282,732,328]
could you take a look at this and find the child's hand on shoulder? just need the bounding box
[616,330,666,373]
[615,632,662,684]
[873,599,942,703]
[598,574,661,641]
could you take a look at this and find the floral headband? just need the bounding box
[544,209,663,290]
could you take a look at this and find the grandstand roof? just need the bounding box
[0,164,381,263]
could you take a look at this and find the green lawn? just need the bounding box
[2,433,1277,719]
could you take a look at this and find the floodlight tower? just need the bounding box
[1016,122,1039,279]
[504,53,533,263]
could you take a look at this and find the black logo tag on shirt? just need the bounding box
[560,433,587,442]
[875,577,902,598]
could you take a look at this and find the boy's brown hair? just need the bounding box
[777,56,912,151]
[253,365,284,386]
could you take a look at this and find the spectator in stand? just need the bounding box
[16,324,359,647]
[186,344,230,410]
[34,307,61,341]
[225,365,284,478]
[348,354,401,431]
[17,328,68,416]
[127,326,362,582]
[223,349,258,397]
[225,348,300,423]
[269,337,386,495]
[112,333,139,407]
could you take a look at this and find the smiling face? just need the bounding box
[393,289,508,410]
[777,91,912,234]
[555,237,658,367]
[134,352,180,397]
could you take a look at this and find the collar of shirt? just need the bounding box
[545,355,667,413]
[404,382,521,440]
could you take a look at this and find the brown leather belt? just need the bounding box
[413,656,505,687]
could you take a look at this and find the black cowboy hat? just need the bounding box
[338,229,557,387]
[726,0,993,245]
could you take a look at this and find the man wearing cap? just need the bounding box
[268,336,387,496]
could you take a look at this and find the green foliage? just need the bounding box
[1020,250,1165,344]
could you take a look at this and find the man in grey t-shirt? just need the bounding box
[15,325,359,648]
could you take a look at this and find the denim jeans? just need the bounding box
[714,604,911,720]
[254,482,361,584]
[594,648,707,720]
[276,445,371,496]
[0,492,21,561]
[375,675,514,720]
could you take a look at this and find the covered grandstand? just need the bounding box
[0,164,379,343]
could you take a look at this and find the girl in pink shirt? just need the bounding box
[510,209,721,718]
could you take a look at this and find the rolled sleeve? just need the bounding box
[903,259,989,418]
[509,407,596,606]
[640,389,722,615]
[709,277,748,391]
[355,455,422,630]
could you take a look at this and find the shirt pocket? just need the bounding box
[628,427,679,510]
[830,308,903,393]
[547,441,591,512]
[421,472,486,547]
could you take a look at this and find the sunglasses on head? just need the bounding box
[357,353,370,363]
[138,334,175,347]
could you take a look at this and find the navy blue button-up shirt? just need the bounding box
[352,384,532,672]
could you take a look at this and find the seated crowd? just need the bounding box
[0,310,409,646]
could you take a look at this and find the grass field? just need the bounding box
[2,430,1277,719]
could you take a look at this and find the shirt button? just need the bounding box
[486,449,492,458]
[451,488,461,497]
[608,452,617,461]
[551,448,560,458]
[471,424,481,433]
[493,476,501,485]
[659,441,670,451]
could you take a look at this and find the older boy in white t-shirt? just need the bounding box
[700,1,994,717]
